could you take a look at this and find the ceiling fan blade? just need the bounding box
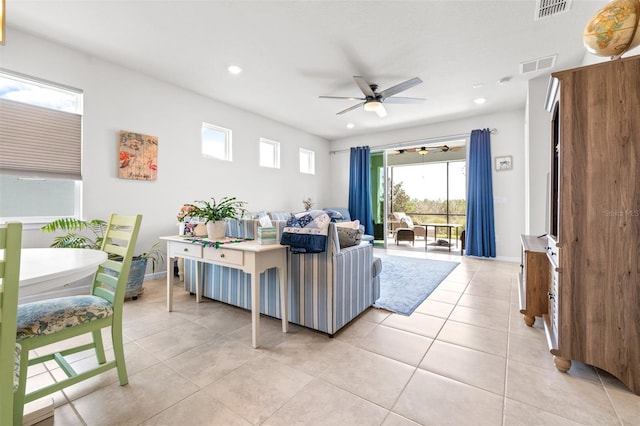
[319,95,365,101]
[382,96,426,104]
[353,76,376,97]
[336,102,365,115]
[379,77,423,98]
[375,104,387,118]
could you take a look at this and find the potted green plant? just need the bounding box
[41,218,164,299]
[188,196,247,240]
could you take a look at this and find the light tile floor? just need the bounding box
[24,246,640,425]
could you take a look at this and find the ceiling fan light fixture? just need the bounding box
[227,65,243,75]
[418,147,428,155]
[363,100,383,112]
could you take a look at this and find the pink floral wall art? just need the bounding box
[118,130,158,181]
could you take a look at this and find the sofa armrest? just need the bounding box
[333,242,373,283]
[332,241,374,332]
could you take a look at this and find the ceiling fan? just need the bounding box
[319,76,425,117]
[394,145,463,154]
[431,145,462,153]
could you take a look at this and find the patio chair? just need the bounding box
[13,214,142,423]
[0,222,22,426]
[389,212,427,239]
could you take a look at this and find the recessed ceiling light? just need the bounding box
[472,83,484,89]
[227,65,242,75]
[474,97,486,105]
[346,123,355,129]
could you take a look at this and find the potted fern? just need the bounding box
[187,196,246,240]
[41,218,164,299]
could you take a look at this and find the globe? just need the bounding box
[583,0,640,57]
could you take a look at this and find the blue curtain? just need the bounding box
[348,146,374,235]
[465,129,496,257]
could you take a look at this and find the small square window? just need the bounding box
[259,138,280,169]
[299,149,315,174]
[202,123,232,161]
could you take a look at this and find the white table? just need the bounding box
[19,248,108,297]
[161,236,288,349]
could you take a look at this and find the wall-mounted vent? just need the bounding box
[520,55,558,74]
[535,0,572,20]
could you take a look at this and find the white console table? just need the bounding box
[160,236,288,348]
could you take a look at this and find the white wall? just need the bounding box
[525,75,553,236]
[329,110,525,261]
[1,30,330,272]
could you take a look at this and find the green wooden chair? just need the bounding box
[13,214,142,423]
[0,222,23,426]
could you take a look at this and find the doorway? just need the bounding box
[370,140,468,248]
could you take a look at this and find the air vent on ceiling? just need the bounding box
[520,54,558,74]
[535,0,572,20]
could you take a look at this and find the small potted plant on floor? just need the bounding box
[187,196,247,240]
[41,218,164,299]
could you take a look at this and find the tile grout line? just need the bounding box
[366,259,474,425]
[380,265,478,423]
[595,368,625,426]
[501,276,516,426]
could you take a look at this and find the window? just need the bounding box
[259,138,280,169]
[299,148,315,174]
[0,70,83,224]
[202,123,232,161]
[390,160,466,226]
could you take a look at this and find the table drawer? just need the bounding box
[203,247,244,266]
[170,242,203,259]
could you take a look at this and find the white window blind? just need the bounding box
[0,98,82,179]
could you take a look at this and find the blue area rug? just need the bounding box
[373,254,460,316]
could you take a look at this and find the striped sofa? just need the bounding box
[183,218,378,335]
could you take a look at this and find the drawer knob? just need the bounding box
[220,253,225,258]
[183,248,188,252]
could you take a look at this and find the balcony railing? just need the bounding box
[405,212,465,226]
[384,212,466,240]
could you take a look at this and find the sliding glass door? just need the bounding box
[370,151,386,240]
[372,141,467,247]
[391,161,466,226]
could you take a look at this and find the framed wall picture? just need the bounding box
[495,155,512,171]
[118,130,158,180]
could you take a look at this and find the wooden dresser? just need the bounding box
[517,235,549,326]
[544,55,640,395]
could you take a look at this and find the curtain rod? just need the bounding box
[329,128,498,155]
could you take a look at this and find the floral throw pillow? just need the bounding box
[337,226,363,248]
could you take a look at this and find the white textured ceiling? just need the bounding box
[6,0,606,141]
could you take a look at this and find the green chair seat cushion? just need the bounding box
[16,295,113,341]
[14,343,21,391]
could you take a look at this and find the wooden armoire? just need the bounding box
[544,54,640,395]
